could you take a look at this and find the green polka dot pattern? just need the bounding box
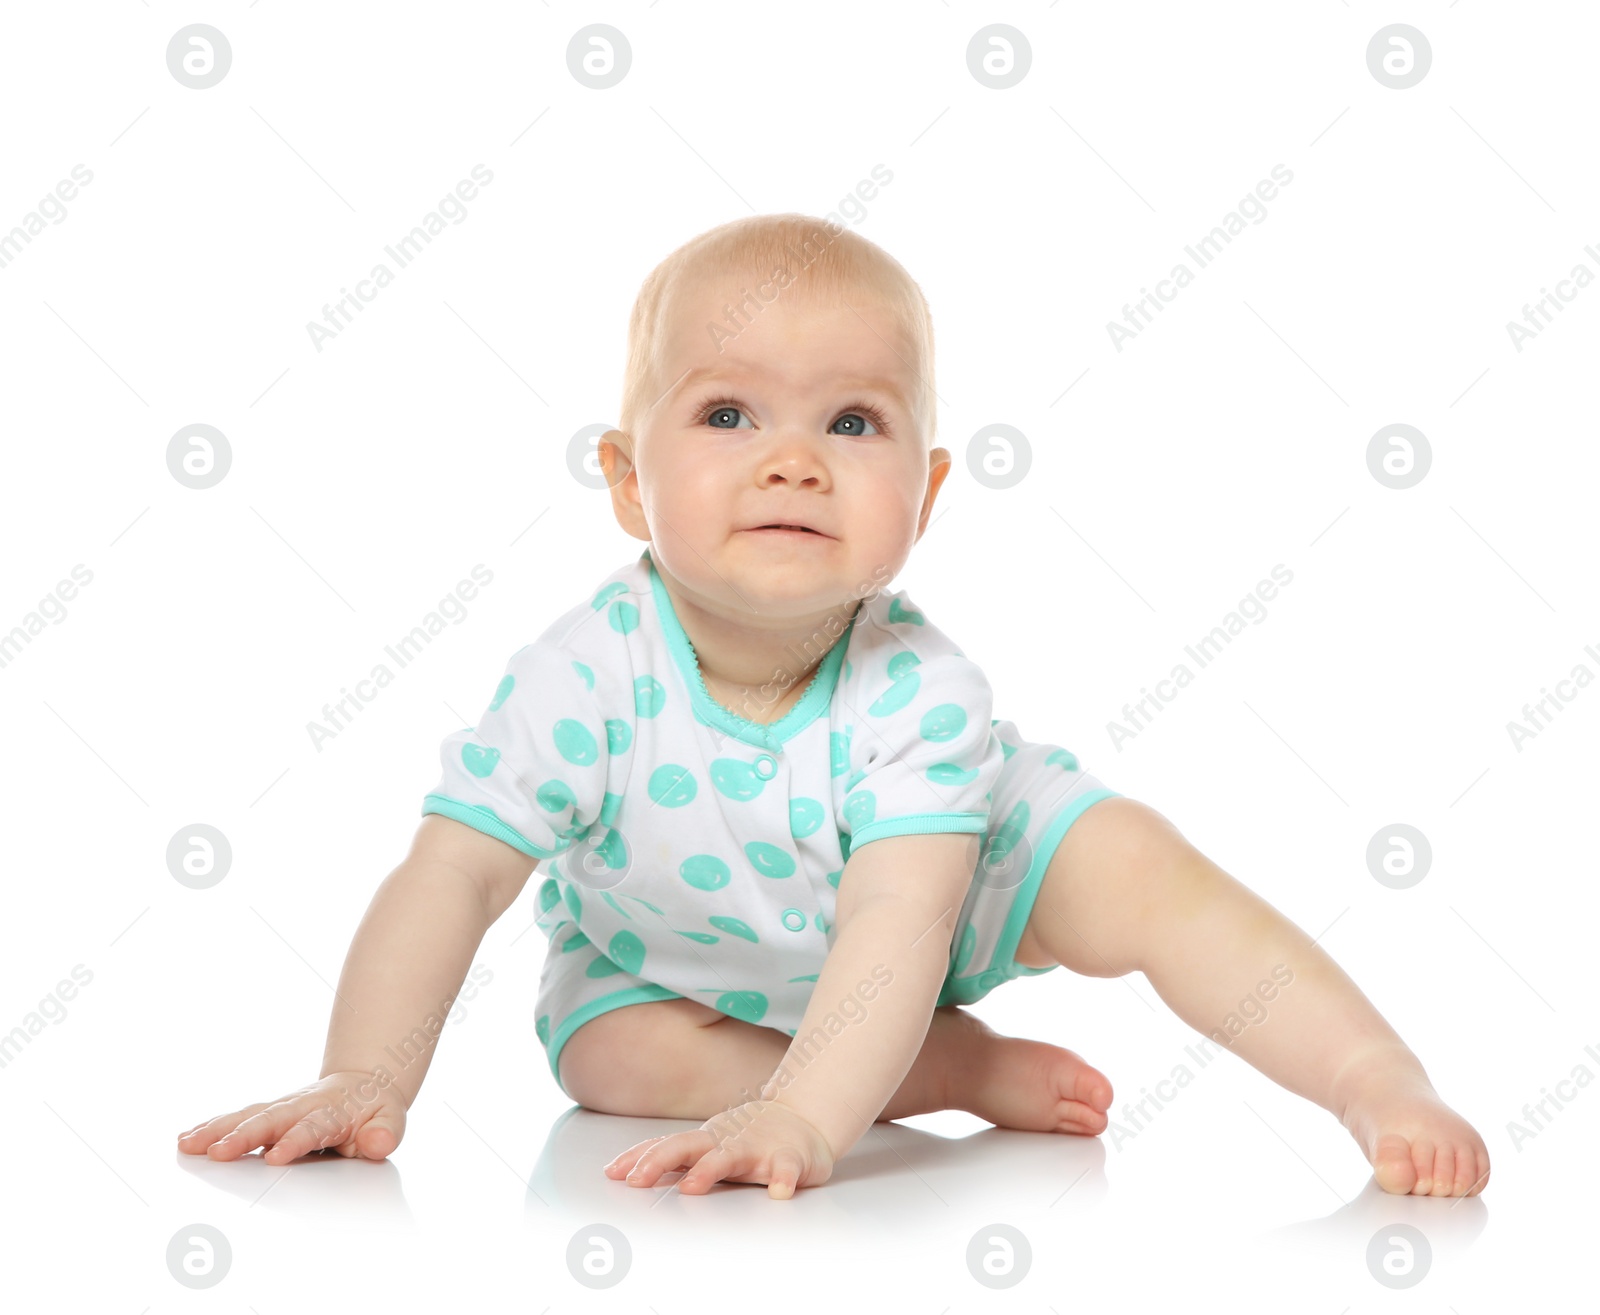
[419,556,1117,1090]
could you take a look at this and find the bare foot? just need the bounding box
[941,1008,1112,1134]
[1339,1065,1491,1197]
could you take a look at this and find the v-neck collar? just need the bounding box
[643,547,855,750]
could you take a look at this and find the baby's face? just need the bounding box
[604,278,950,624]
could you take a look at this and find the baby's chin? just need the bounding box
[734,567,852,611]
[694,554,861,618]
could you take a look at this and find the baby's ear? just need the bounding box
[598,432,650,542]
[598,430,633,487]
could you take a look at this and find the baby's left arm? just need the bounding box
[604,831,973,1198]
[764,831,974,1155]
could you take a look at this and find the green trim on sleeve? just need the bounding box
[847,811,989,849]
[421,792,572,860]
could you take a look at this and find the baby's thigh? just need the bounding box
[558,997,724,1111]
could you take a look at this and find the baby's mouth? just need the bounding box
[746,524,832,540]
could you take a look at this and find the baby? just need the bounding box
[179,213,1489,1201]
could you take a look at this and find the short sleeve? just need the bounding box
[421,641,611,861]
[839,650,1005,854]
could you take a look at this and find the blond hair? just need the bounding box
[617,213,936,446]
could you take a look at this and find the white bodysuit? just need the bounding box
[423,547,1119,1093]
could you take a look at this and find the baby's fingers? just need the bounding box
[676,1146,805,1197]
[260,1104,350,1165]
[602,1136,670,1180]
[677,1145,737,1195]
[177,1104,274,1157]
[201,1103,302,1162]
[616,1132,716,1188]
[766,1149,805,1200]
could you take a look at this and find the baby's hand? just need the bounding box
[604,1099,835,1199]
[176,1072,406,1165]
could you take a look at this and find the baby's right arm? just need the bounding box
[176,814,535,1164]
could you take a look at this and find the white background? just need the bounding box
[2,2,1595,1310]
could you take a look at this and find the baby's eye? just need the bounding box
[829,412,879,437]
[705,405,753,430]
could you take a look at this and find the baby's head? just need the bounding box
[599,213,951,626]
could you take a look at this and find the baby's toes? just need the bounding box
[1079,1072,1113,1113]
[1055,1096,1108,1135]
[1052,1055,1111,1133]
[1407,1137,1436,1195]
[1053,1052,1112,1114]
[1428,1142,1455,1197]
[1459,1144,1491,1197]
[1372,1133,1419,1195]
[1473,1151,1492,1196]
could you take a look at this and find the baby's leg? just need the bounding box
[1014,797,1490,1197]
[559,997,1112,1133]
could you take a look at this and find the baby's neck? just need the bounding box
[662,573,859,726]
[701,670,812,726]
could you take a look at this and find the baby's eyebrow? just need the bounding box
[673,365,910,410]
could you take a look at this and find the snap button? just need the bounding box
[780,908,808,932]
[753,753,777,779]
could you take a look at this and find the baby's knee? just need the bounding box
[559,997,721,1116]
